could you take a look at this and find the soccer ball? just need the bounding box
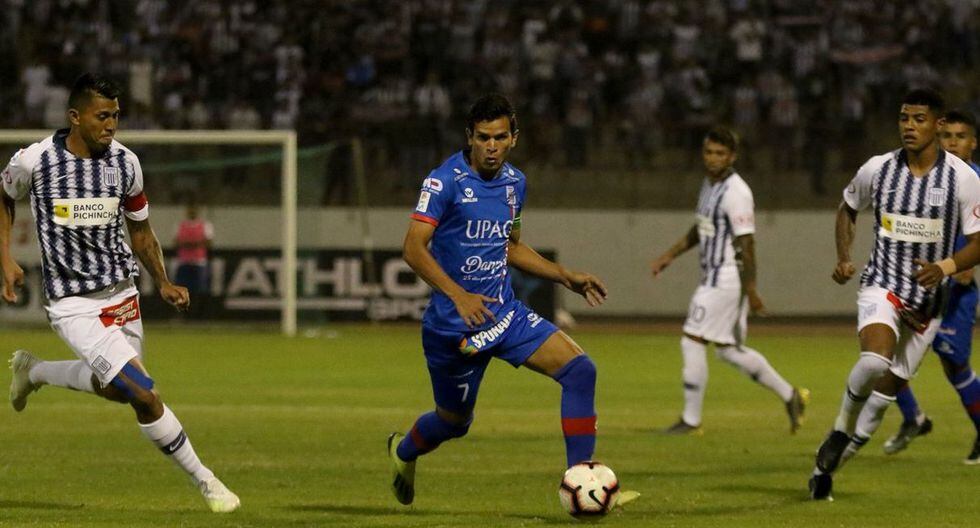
[558,461,620,518]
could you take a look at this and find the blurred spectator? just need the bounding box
[3,0,980,206]
[174,202,213,318]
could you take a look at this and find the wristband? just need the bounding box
[937,258,958,276]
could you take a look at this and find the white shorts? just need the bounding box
[46,279,144,387]
[682,285,747,345]
[856,285,941,380]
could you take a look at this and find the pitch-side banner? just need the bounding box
[0,249,557,324]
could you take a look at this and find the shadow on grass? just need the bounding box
[284,503,564,523]
[0,500,83,510]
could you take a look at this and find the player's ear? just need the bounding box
[511,130,519,148]
[67,108,80,127]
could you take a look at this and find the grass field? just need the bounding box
[2,323,979,527]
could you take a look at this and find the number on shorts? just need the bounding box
[457,383,470,402]
[689,304,706,323]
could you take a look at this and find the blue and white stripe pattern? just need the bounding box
[697,177,735,287]
[22,132,141,299]
[861,149,958,313]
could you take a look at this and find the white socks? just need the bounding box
[29,360,95,393]
[716,345,794,401]
[139,405,215,485]
[834,352,892,434]
[841,391,895,465]
[680,337,708,426]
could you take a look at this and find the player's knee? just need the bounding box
[941,357,969,380]
[875,370,906,396]
[108,363,156,403]
[435,407,473,438]
[715,345,740,364]
[556,354,596,388]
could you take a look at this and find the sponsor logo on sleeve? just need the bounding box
[51,197,120,227]
[422,177,443,193]
[506,185,516,205]
[974,205,980,219]
[416,191,431,213]
[846,183,856,194]
[1,167,10,185]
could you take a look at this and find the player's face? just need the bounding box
[939,122,977,162]
[899,104,942,154]
[69,94,120,153]
[701,139,736,176]
[466,117,517,176]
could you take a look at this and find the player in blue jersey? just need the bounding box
[386,93,637,507]
[881,109,980,464]
[1,74,238,512]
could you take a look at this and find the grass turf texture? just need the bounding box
[2,324,979,527]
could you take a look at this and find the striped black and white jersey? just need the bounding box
[1,129,149,300]
[845,149,980,312]
[695,171,755,288]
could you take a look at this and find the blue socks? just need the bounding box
[949,367,980,434]
[895,385,921,424]
[554,354,598,467]
[396,411,470,462]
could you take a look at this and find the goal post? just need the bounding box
[0,129,299,337]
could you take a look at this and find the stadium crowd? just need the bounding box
[1,0,979,203]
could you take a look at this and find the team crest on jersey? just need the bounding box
[928,187,946,207]
[102,166,119,187]
[506,185,516,205]
[462,187,478,203]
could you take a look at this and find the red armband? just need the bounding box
[124,191,148,212]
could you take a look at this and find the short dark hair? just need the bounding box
[902,88,945,115]
[68,73,122,111]
[466,93,518,134]
[945,109,977,133]
[704,125,739,152]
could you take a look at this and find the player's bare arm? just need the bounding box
[507,227,607,307]
[833,201,858,284]
[126,217,189,311]
[403,219,496,328]
[733,233,766,316]
[651,224,699,277]
[915,232,980,288]
[0,188,24,303]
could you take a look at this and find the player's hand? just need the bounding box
[747,289,768,317]
[832,260,856,284]
[952,268,974,286]
[452,291,497,328]
[564,270,608,307]
[913,258,945,288]
[650,254,673,277]
[159,281,190,312]
[1,258,25,303]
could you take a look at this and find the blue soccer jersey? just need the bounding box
[934,160,980,365]
[411,151,526,332]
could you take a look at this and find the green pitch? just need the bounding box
[2,324,979,527]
